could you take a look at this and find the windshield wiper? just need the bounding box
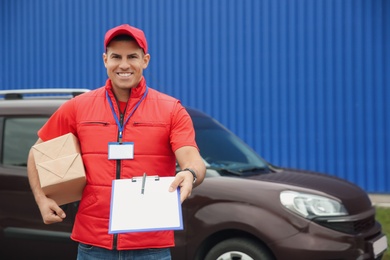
[207,165,268,176]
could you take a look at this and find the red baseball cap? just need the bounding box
[104,24,148,54]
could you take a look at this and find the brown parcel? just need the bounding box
[32,133,86,206]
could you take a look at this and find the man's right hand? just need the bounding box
[37,196,66,224]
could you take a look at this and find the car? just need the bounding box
[0,89,387,260]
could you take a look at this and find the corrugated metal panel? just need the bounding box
[1,0,389,193]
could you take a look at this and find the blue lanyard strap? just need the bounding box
[106,87,149,139]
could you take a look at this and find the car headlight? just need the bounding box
[280,191,348,218]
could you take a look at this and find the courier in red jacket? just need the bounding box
[27,24,206,260]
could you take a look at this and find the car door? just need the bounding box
[0,116,78,259]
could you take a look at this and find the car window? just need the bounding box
[2,117,47,166]
[192,116,267,169]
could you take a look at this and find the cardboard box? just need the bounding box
[32,133,86,205]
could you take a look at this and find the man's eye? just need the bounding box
[110,55,121,59]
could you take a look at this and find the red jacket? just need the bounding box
[38,78,198,250]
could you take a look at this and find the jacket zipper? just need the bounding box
[113,109,125,250]
[80,121,109,126]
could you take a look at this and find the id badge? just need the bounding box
[108,142,134,160]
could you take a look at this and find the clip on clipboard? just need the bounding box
[109,174,183,234]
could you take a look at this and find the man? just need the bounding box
[27,24,206,259]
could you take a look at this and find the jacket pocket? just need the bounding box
[79,121,110,126]
[133,121,168,127]
[78,188,98,214]
[131,121,170,152]
[78,121,115,153]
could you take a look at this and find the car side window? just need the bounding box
[2,117,47,166]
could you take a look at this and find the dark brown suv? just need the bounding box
[0,89,387,260]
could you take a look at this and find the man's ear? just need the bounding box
[102,53,108,68]
[143,54,151,69]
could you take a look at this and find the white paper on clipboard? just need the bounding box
[109,176,183,233]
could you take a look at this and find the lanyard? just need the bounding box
[106,87,149,140]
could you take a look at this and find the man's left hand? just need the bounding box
[169,170,194,203]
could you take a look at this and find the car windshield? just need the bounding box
[191,115,268,176]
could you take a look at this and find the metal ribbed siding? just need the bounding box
[1,0,389,193]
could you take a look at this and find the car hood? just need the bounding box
[248,168,372,214]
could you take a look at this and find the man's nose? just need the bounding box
[119,58,130,69]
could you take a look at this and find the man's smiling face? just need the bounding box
[103,39,150,100]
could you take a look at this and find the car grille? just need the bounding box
[314,216,376,234]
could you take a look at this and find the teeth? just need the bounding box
[118,73,132,77]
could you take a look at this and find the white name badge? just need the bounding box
[108,142,134,160]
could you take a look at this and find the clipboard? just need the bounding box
[109,175,183,234]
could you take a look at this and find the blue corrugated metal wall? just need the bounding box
[1,0,389,193]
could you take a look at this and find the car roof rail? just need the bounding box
[0,88,91,100]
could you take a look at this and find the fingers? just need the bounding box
[38,198,66,224]
[169,172,193,203]
[43,206,66,224]
[179,185,192,203]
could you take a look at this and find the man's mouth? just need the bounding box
[117,72,133,77]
